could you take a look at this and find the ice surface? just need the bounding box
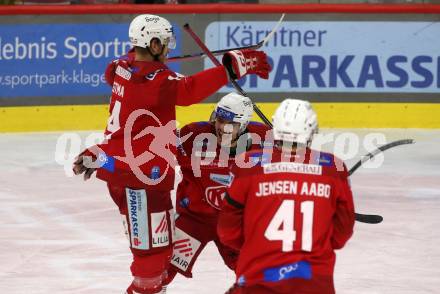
[0,129,439,293]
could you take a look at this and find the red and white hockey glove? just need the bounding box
[222,49,271,80]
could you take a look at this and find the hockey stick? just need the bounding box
[167,43,264,63]
[183,23,273,127]
[169,14,285,63]
[348,139,415,224]
[348,139,414,176]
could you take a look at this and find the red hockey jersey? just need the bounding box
[94,52,228,190]
[218,147,355,286]
[176,121,271,220]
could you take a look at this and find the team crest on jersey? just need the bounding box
[209,173,232,186]
[205,186,227,210]
[171,228,201,272]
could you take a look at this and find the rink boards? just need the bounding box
[1,102,440,132]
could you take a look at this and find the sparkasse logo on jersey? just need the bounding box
[126,188,149,250]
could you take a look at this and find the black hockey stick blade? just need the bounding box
[348,139,415,176]
[355,213,383,224]
[167,41,264,63]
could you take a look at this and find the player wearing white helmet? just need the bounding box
[213,92,254,147]
[161,93,271,291]
[128,14,176,62]
[72,13,271,294]
[219,99,355,294]
[272,98,318,147]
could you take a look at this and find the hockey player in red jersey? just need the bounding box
[72,14,270,294]
[218,99,355,294]
[162,93,272,290]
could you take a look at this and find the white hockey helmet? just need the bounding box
[215,93,253,132]
[272,99,318,145]
[128,14,176,49]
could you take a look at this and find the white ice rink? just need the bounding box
[1,129,439,294]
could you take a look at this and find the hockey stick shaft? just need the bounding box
[350,139,414,224]
[348,139,414,176]
[169,14,285,63]
[183,23,273,127]
[167,41,264,63]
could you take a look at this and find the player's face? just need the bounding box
[159,44,170,63]
[150,39,170,63]
[215,117,241,147]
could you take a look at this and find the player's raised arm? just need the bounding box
[171,48,270,106]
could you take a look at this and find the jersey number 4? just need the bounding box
[264,200,314,252]
[106,100,121,138]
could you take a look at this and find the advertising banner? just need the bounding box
[0,23,181,98]
[205,21,440,94]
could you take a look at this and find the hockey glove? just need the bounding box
[222,49,271,80]
[73,148,98,181]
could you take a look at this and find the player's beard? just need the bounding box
[217,130,238,148]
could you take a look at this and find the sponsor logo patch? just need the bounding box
[209,173,232,186]
[263,162,322,175]
[263,261,312,282]
[150,166,161,180]
[115,65,131,80]
[171,228,201,272]
[216,107,236,121]
[151,212,169,248]
[98,152,115,172]
[126,189,149,250]
[316,153,334,167]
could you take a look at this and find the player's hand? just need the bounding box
[222,49,271,80]
[73,150,97,181]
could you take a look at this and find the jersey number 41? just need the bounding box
[264,200,314,252]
